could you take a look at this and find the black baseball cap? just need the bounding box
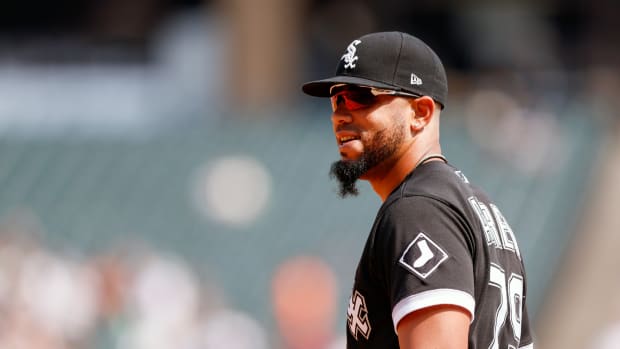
[302,31,448,108]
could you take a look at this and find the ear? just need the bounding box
[409,96,436,132]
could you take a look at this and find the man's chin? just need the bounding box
[339,152,361,162]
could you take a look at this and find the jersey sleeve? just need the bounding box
[519,263,535,348]
[374,195,476,332]
[519,303,534,348]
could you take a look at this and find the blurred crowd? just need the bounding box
[1,0,618,116]
[0,221,348,349]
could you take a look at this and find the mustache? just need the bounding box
[335,126,390,134]
[335,125,361,133]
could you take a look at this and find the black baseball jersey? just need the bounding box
[346,161,533,349]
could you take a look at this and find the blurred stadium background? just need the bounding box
[0,0,618,348]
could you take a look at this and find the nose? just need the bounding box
[331,110,352,126]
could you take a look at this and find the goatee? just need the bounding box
[329,159,368,197]
[329,126,405,198]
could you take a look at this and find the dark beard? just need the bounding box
[329,126,404,198]
[329,159,366,197]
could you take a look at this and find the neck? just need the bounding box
[368,145,444,202]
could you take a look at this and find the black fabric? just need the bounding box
[345,161,533,349]
[302,31,448,108]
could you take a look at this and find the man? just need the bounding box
[302,31,534,349]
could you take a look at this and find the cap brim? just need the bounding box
[302,76,398,97]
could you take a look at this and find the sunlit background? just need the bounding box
[0,0,618,348]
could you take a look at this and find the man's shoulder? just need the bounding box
[383,162,476,208]
[375,162,494,239]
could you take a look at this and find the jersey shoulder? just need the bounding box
[382,161,480,216]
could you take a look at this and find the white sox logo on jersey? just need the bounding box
[341,40,362,69]
[399,232,449,279]
[347,290,371,340]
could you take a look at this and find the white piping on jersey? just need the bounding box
[391,288,475,333]
[519,343,534,349]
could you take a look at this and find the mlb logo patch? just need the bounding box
[399,232,449,279]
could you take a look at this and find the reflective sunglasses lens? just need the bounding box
[330,88,376,111]
[330,94,342,110]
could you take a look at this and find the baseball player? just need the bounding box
[302,31,534,349]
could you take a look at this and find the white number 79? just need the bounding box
[489,264,523,349]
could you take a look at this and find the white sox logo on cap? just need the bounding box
[341,39,361,69]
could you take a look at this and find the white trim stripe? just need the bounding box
[391,288,475,333]
[519,344,533,349]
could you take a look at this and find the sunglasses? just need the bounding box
[329,84,421,111]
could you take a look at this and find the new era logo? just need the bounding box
[399,232,448,279]
[410,73,423,85]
